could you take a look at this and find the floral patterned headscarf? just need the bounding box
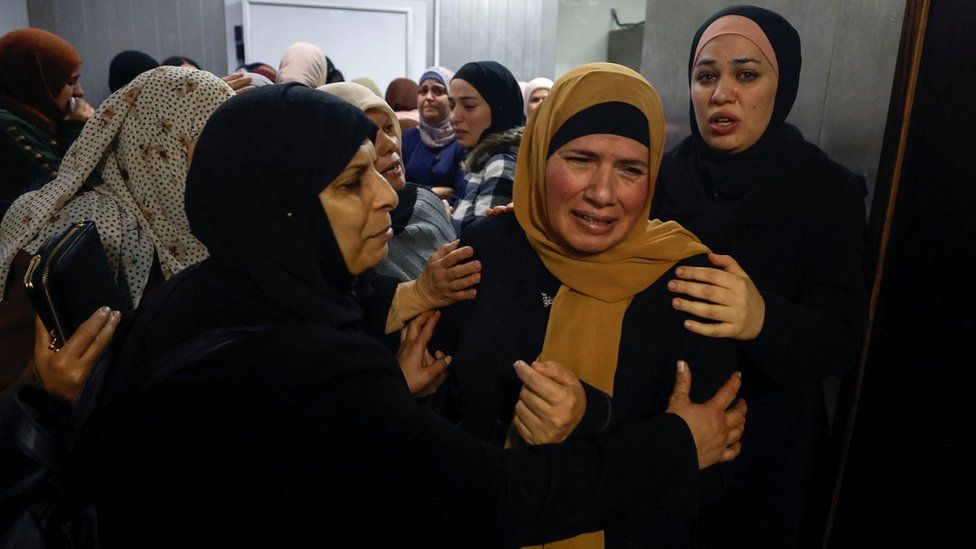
[0,66,233,306]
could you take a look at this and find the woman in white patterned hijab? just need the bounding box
[0,66,233,389]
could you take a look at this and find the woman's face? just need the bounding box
[691,34,778,153]
[545,133,650,255]
[364,108,405,191]
[449,78,491,148]
[319,140,399,275]
[526,88,549,115]
[418,78,451,124]
[54,67,84,113]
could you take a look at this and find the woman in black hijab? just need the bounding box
[85,83,743,547]
[651,6,868,547]
[108,50,158,92]
[449,60,524,232]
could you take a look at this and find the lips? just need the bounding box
[571,209,618,234]
[708,112,739,135]
[377,156,402,177]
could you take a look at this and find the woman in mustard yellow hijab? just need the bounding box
[430,63,746,548]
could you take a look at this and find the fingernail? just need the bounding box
[684,320,692,328]
[98,306,110,316]
[445,356,452,365]
[677,360,687,373]
[672,298,681,308]
[111,310,121,320]
[676,267,685,276]
[513,360,528,369]
[668,280,677,290]
[736,371,742,379]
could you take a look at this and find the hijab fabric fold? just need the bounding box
[276,42,327,88]
[0,67,233,306]
[185,84,377,327]
[0,28,81,135]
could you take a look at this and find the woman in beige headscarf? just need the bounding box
[430,63,746,548]
[276,42,327,88]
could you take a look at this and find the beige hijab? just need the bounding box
[0,67,233,306]
[318,81,400,138]
[514,64,708,548]
[276,42,327,88]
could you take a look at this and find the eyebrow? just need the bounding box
[732,57,761,65]
[561,148,649,167]
[457,96,479,102]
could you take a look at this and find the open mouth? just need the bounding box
[379,157,402,177]
[571,210,617,232]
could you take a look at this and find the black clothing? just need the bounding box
[84,83,704,547]
[453,61,524,136]
[654,9,869,545]
[0,109,83,220]
[431,214,739,547]
[108,50,158,92]
[653,126,867,547]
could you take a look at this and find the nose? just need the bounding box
[582,164,615,208]
[72,82,85,98]
[711,75,735,105]
[421,89,435,102]
[369,170,398,212]
[375,129,396,158]
[450,104,461,125]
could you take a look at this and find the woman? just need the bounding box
[319,81,456,282]
[0,67,234,392]
[522,76,553,118]
[431,62,745,547]
[384,76,420,132]
[0,28,93,219]
[108,50,159,92]
[650,6,868,547]
[83,83,744,546]
[402,66,465,200]
[275,42,326,88]
[450,61,524,233]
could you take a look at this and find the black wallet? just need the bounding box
[23,220,131,350]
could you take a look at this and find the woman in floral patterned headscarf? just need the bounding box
[0,66,233,391]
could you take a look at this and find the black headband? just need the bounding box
[547,102,649,157]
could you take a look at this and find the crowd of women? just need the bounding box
[0,5,867,548]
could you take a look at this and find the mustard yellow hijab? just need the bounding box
[514,63,708,549]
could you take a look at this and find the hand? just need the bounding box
[32,307,120,402]
[668,253,766,340]
[485,202,514,216]
[64,97,94,122]
[512,360,586,445]
[413,240,481,309]
[221,73,255,94]
[666,361,747,470]
[396,310,451,397]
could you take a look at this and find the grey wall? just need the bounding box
[555,0,645,78]
[27,0,228,107]
[438,0,558,82]
[0,0,30,36]
[640,0,905,205]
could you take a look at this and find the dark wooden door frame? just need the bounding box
[822,1,930,546]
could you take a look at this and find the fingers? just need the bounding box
[416,310,441,347]
[669,360,691,404]
[682,318,732,338]
[78,310,121,365]
[708,253,747,276]
[518,385,553,418]
[61,307,112,357]
[720,441,742,462]
[451,288,477,302]
[440,245,476,268]
[531,360,578,387]
[706,372,742,411]
[33,315,53,354]
[675,266,736,289]
[514,399,545,442]
[513,361,561,405]
[513,413,538,445]
[668,279,733,306]
[672,298,731,322]
[430,239,460,262]
[403,310,434,342]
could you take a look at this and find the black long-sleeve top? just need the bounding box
[78,259,703,548]
[651,133,868,547]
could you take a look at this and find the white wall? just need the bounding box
[0,0,30,36]
[553,0,645,79]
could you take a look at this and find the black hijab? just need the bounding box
[675,5,813,201]
[453,61,524,139]
[109,50,159,92]
[185,83,377,327]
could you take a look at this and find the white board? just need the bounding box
[243,0,429,94]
